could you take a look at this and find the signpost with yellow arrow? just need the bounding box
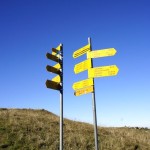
[45,43,63,150]
[72,37,119,150]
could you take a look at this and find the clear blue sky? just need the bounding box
[0,0,150,127]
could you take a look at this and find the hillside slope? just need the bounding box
[0,108,149,150]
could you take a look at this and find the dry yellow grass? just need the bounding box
[0,108,149,149]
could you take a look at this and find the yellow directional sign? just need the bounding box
[74,59,91,74]
[46,53,59,62]
[52,51,61,58]
[73,78,93,90]
[74,86,94,96]
[52,75,60,83]
[52,44,61,58]
[88,65,119,78]
[73,44,90,58]
[52,49,60,58]
[52,48,59,53]
[46,80,61,90]
[53,63,61,69]
[87,48,116,59]
[46,65,61,74]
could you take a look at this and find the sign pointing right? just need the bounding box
[87,48,116,59]
[88,65,119,78]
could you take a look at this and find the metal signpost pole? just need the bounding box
[88,37,99,150]
[59,44,63,150]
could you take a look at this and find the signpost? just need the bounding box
[74,59,91,74]
[46,38,119,150]
[88,65,119,78]
[46,43,63,150]
[59,44,63,150]
[73,78,93,90]
[88,38,99,150]
[72,37,119,150]
[87,48,116,59]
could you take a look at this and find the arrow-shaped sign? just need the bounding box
[52,48,61,58]
[74,86,94,96]
[87,48,117,59]
[45,80,61,90]
[88,65,119,78]
[73,44,90,58]
[73,78,93,90]
[52,48,60,54]
[46,65,61,74]
[46,53,60,62]
[52,44,62,57]
[74,59,91,74]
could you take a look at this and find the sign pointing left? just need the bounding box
[52,44,61,58]
[46,53,60,62]
[74,86,94,96]
[74,59,91,74]
[73,78,93,90]
[73,44,90,58]
[45,80,61,90]
[52,48,59,53]
[46,65,61,74]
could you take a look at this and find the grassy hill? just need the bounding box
[0,108,149,150]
